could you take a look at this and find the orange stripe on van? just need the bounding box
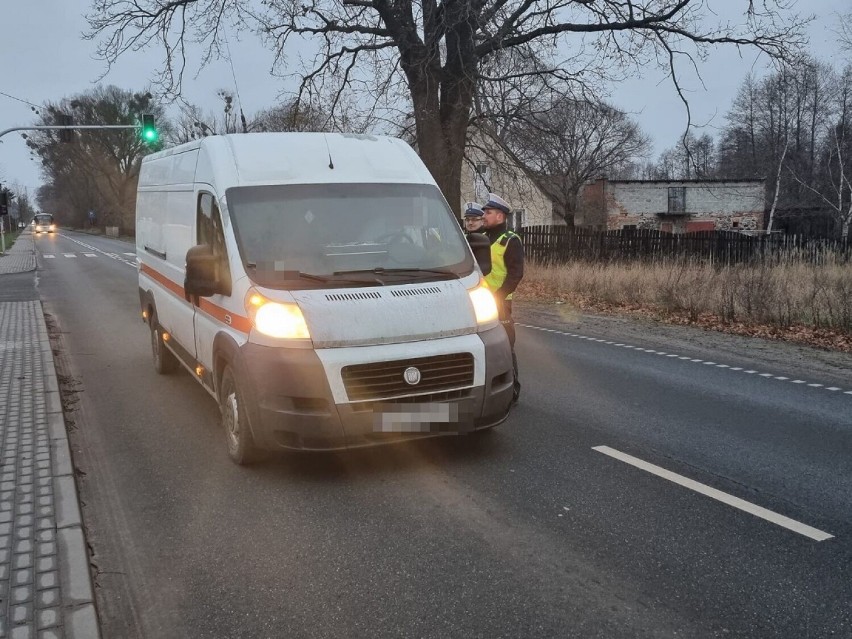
[140,263,252,334]
[140,263,184,299]
[197,298,252,333]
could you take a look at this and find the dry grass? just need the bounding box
[519,254,852,352]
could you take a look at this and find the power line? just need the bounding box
[0,91,41,109]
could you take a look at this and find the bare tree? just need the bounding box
[716,58,835,235]
[87,1,807,216]
[653,132,716,179]
[484,96,649,224]
[27,86,166,231]
[837,11,852,58]
[789,65,852,238]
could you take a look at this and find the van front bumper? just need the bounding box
[238,327,513,451]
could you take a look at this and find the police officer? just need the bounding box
[463,202,485,236]
[481,193,523,405]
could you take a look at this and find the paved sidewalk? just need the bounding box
[0,231,99,638]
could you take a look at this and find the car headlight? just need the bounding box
[468,282,499,326]
[49,224,56,231]
[245,290,310,339]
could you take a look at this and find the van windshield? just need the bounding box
[226,183,474,288]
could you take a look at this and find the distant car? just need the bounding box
[33,214,56,235]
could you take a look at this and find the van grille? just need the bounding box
[349,388,473,413]
[342,353,474,402]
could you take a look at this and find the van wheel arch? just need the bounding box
[212,333,243,398]
[212,334,265,464]
[145,296,178,375]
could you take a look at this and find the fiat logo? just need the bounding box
[403,366,421,385]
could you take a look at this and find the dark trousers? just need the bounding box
[500,300,521,403]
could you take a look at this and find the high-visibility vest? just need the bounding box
[485,231,520,300]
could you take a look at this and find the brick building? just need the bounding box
[576,178,766,233]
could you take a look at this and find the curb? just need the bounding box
[36,303,101,639]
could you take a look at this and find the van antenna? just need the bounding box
[323,134,335,169]
[222,26,248,133]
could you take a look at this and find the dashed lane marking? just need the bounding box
[519,323,850,397]
[593,445,834,542]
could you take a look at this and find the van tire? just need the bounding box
[150,322,179,374]
[219,365,263,465]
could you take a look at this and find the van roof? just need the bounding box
[140,132,436,189]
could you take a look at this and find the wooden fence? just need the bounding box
[518,226,852,265]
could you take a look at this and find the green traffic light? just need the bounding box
[141,114,158,143]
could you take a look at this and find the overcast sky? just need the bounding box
[0,1,848,201]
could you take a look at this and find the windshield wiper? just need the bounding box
[246,263,381,286]
[246,263,332,282]
[333,267,460,279]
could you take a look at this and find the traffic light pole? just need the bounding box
[0,124,141,140]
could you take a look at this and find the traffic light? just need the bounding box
[141,114,158,143]
[0,189,9,217]
[59,114,74,143]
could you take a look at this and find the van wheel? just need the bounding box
[219,365,262,465]
[150,322,178,374]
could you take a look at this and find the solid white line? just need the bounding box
[592,446,833,541]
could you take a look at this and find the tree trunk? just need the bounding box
[766,137,789,233]
[402,7,476,220]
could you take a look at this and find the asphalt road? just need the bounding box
[35,229,852,638]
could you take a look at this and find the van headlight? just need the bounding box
[468,282,499,327]
[245,291,310,339]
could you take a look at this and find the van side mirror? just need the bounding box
[185,245,223,297]
[467,233,492,276]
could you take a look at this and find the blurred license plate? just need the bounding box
[372,402,459,433]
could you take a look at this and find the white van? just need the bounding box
[136,133,514,463]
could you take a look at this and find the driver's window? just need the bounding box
[197,192,231,294]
